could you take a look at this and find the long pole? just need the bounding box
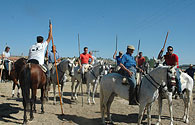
[78,33,83,107]
[115,35,118,67]
[162,31,169,50]
[136,40,140,66]
[50,20,64,114]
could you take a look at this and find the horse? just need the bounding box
[100,65,177,125]
[50,59,75,105]
[10,58,27,98]
[71,61,105,104]
[19,63,49,124]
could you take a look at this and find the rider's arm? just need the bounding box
[46,23,52,44]
[119,63,133,76]
[113,51,117,59]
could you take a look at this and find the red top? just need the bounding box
[138,56,145,67]
[80,53,92,64]
[164,52,179,68]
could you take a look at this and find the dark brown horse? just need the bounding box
[19,63,49,124]
[9,58,27,98]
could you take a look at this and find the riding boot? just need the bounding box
[81,74,86,84]
[129,86,135,105]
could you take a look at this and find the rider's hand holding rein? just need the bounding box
[120,63,133,76]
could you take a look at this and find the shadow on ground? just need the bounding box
[56,113,101,125]
[0,103,22,124]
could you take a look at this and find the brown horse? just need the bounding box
[19,63,49,124]
[9,58,27,98]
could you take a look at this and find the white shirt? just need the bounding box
[28,41,48,65]
[2,51,10,60]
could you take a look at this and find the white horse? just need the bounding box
[71,61,105,104]
[153,58,194,124]
[50,59,74,104]
[157,70,194,125]
[100,65,177,125]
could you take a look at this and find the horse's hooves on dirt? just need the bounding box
[33,110,36,113]
[12,94,14,98]
[29,117,34,121]
[41,111,45,114]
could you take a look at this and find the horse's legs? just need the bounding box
[156,96,162,125]
[30,89,35,121]
[146,103,152,125]
[138,102,147,125]
[74,81,80,100]
[41,88,45,113]
[167,92,173,125]
[106,93,115,123]
[183,90,190,123]
[87,82,91,104]
[71,78,75,100]
[53,83,56,105]
[12,82,16,97]
[22,89,28,124]
[92,81,98,104]
[60,82,64,104]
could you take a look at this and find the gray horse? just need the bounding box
[50,59,74,104]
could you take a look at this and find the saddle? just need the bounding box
[39,65,47,73]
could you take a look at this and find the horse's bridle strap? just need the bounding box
[145,74,161,89]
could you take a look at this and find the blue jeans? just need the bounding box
[4,60,10,71]
[124,66,136,89]
[176,68,182,94]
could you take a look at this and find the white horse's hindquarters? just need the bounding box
[180,73,194,92]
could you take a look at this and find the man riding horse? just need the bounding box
[1,46,12,81]
[78,47,93,83]
[158,46,183,99]
[119,45,143,105]
[28,23,52,81]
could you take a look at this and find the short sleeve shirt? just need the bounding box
[116,56,122,65]
[121,53,136,69]
[2,51,10,60]
[28,41,48,65]
[80,53,92,64]
[164,53,179,67]
[185,68,195,80]
[138,56,145,67]
[49,51,60,63]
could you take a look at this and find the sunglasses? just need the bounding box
[168,49,173,51]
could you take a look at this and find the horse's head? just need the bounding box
[167,66,177,87]
[67,58,75,77]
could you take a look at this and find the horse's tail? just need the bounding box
[22,63,31,111]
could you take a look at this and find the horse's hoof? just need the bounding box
[12,94,14,98]
[33,110,36,113]
[29,117,34,121]
[53,102,56,105]
[23,121,28,125]
[41,111,44,114]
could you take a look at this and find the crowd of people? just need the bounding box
[0,23,194,105]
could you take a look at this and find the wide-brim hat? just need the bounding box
[127,45,135,50]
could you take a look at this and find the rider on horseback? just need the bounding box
[119,45,142,105]
[28,23,52,80]
[78,47,93,83]
[158,46,183,99]
[113,50,123,71]
[1,46,12,80]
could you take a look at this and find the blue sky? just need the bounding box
[0,0,194,64]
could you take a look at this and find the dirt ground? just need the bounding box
[0,81,195,125]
